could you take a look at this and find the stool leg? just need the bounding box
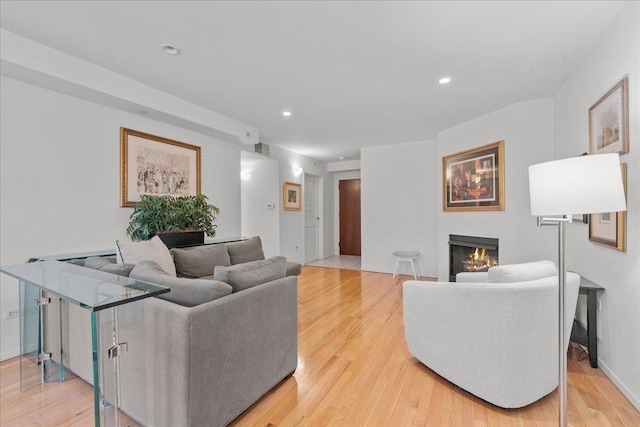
[410,259,418,280]
[393,258,400,278]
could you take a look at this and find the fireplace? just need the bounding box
[449,234,499,281]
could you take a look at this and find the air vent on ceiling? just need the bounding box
[254,142,270,156]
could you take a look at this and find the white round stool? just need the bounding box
[392,250,420,280]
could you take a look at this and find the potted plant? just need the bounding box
[126,194,220,247]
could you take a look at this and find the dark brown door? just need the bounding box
[339,179,361,256]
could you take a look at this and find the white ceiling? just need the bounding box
[0,1,627,161]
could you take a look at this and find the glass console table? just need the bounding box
[0,260,169,426]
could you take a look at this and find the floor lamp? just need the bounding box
[528,153,627,427]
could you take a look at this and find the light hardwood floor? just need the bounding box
[306,255,362,271]
[1,266,639,426]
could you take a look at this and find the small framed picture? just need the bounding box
[283,181,302,211]
[589,163,626,251]
[589,77,629,155]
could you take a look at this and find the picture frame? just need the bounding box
[589,163,626,251]
[442,140,505,212]
[120,127,201,207]
[283,181,302,211]
[589,77,629,155]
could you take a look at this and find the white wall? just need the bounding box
[0,76,242,360]
[553,0,640,409]
[361,140,439,277]
[240,151,280,257]
[437,99,556,281]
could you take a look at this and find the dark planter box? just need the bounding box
[155,231,205,248]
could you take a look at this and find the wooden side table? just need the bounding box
[570,276,604,368]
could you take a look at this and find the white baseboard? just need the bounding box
[598,358,640,412]
[1,347,19,362]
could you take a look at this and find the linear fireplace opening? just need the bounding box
[449,234,499,281]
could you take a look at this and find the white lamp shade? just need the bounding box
[529,153,626,216]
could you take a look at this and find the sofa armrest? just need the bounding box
[286,261,302,277]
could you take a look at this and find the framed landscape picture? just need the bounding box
[442,140,505,212]
[283,181,302,211]
[589,77,629,155]
[120,127,201,207]
[589,163,626,251]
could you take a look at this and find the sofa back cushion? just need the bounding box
[214,256,286,292]
[171,244,231,278]
[225,236,265,265]
[488,260,557,283]
[84,256,135,277]
[130,260,232,307]
[116,236,177,277]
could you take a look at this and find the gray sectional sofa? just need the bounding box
[61,236,300,426]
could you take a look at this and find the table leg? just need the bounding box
[586,290,598,368]
[91,311,101,426]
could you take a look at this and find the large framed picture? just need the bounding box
[442,140,505,212]
[120,127,201,207]
[589,163,626,252]
[589,77,629,155]
[283,181,302,211]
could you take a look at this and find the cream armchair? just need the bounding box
[403,261,580,408]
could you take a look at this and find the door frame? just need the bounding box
[333,171,361,256]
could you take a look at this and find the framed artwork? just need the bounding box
[589,77,629,155]
[120,127,201,207]
[283,181,302,211]
[442,140,505,212]
[589,163,626,251]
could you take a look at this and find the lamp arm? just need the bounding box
[537,215,573,227]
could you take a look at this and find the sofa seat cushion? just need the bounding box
[171,244,231,278]
[488,260,557,283]
[117,236,177,277]
[84,256,135,277]
[214,256,286,292]
[225,236,265,265]
[130,260,232,307]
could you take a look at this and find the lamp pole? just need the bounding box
[537,215,571,427]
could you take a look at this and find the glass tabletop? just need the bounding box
[0,260,169,311]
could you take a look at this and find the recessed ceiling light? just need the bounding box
[282,111,292,117]
[439,77,451,84]
[161,44,180,55]
[339,156,349,160]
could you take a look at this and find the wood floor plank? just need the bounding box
[1,266,639,426]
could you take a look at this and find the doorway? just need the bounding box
[339,179,361,256]
[304,174,321,263]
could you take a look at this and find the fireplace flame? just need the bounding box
[465,247,498,272]
[472,247,486,260]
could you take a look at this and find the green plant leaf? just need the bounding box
[125,194,220,241]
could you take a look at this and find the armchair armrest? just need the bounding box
[455,271,489,282]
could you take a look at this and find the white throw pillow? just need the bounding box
[116,236,176,277]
